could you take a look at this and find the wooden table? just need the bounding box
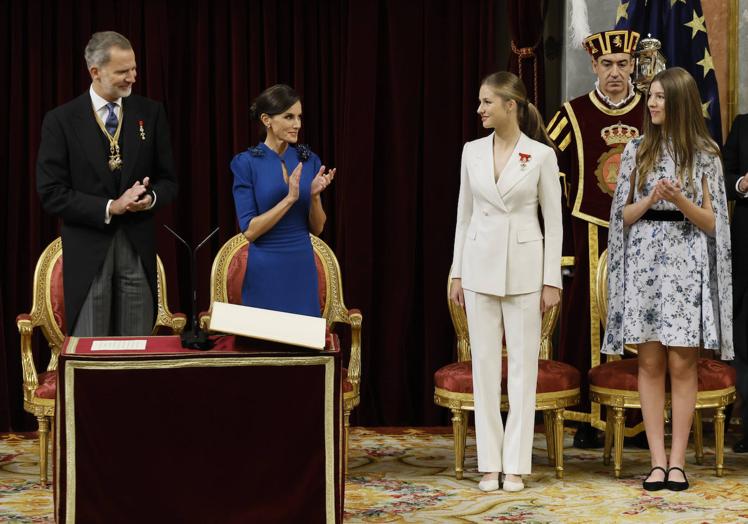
[54,335,343,523]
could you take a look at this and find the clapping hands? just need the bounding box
[111,177,152,215]
[286,163,302,202]
[311,165,336,196]
[648,178,683,207]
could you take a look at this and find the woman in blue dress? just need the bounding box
[603,68,732,492]
[231,84,335,316]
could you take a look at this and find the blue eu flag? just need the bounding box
[615,0,722,143]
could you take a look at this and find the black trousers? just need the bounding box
[732,261,748,436]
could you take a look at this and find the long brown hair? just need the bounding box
[481,71,554,148]
[636,67,720,192]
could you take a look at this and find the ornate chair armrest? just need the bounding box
[171,313,188,335]
[345,309,363,387]
[446,286,471,362]
[199,310,212,331]
[16,315,40,394]
[154,310,188,335]
[539,303,560,360]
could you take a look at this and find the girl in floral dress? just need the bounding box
[603,67,733,492]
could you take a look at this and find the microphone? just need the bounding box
[164,225,220,350]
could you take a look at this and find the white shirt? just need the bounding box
[736,177,748,198]
[594,79,636,109]
[89,84,156,222]
[89,84,122,124]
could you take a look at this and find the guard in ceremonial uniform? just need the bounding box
[547,29,644,447]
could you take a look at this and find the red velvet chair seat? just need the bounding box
[588,359,638,391]
[434,358,581,394]
[697,359,737,389]
[588,358,736,391]
[34,371,57,399]
[434,362,473,393]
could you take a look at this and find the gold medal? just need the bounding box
[108,153,122,171]
[108,143,122,171]
[92,102,124,171]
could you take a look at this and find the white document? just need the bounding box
[208,302,326,350]
[90,339,148,351]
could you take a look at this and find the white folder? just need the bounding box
[208,301,326,350]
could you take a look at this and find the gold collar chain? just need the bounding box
[92,103,124,171]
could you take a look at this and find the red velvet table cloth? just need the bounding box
[55,335,343,523]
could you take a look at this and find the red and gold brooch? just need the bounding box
[518,152,531,170]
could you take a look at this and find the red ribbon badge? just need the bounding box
[518,152,531,170]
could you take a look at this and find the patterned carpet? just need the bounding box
[346,427,748,522]
[0,434,51,523]
[2,428,748,522]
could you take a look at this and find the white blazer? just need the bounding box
[451,132,563,297]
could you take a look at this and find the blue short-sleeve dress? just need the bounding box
[230,142,321,317]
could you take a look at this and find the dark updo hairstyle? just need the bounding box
[249,84,301,126]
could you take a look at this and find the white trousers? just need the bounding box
[464,289,541,474]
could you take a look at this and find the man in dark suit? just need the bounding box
[724,113,748,452]
[37,31,177,336]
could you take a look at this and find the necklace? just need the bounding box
[92,103,124,171]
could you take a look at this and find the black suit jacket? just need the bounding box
[724,114,748,267]
[36,92,178,330]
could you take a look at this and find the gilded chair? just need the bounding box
[433,279,581,480]
[200,233,362,471]
[589,249,736,477]
[16,237,187,485]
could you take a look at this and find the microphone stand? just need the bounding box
[164,225,220,350]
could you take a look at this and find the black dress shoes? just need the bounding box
[642,466,667,491]
[573,424,602,449]
[733,438,748,453]
[666,467,689,491]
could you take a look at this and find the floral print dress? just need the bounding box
[602,137,733,359]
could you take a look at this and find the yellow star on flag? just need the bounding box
[702,99,712,119]
[696,48,714,78]
[616,1,629,23]
[684,11,707,39]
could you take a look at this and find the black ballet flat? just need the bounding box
[666,467,689,491]
[642,466,667,491]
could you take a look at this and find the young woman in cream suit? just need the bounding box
[449,72,562,492]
